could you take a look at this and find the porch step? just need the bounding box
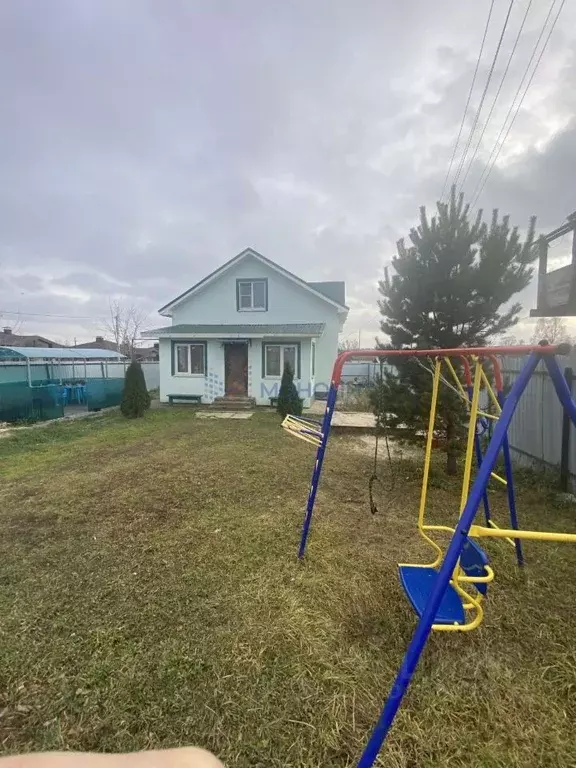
[210,396,256,410]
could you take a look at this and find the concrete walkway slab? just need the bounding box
[331,412,376,429]
[305,401,376,431]
[195,411,254,419]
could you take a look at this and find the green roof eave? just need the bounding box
[142,323,326,338]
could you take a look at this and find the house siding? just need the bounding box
[159,339,225,403]
[172,255,339,324]
[313,317,339,394]
[158,253,344,405]
[159,337,314,406]
[257,338,313,405]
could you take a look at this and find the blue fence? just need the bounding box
[0,382,63,423]
[0,377,125,423]
[86,378,124,411]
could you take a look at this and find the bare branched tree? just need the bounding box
[496,334,525,346]
[0,312,24,335]
[12,315,24,335]
[530,317,573,345]
[338,337,360,353]
[102,300,149,358]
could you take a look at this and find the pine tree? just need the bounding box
[121,361,151,418]
[277,362,302,418]
[376,187,536,474]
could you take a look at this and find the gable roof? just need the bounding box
[74,338,118,351]
[308,281,346,306]
[158,247,348,316]
[0,331,58,348]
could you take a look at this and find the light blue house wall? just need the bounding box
[158,337,315,405]
[150,250,347,405]
[170,254,341,388]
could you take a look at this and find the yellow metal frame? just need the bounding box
[432,581,485,632]
[443,358,467,400]
[412,358,483,547]
[451,359,483,589]
[406,353,576,631]
[470,525,576,543]
[405,358,444,567]
[400,358,494,631]
[480,366,502,412]
[426,356,517,545]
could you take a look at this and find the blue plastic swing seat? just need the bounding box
[399,566,465,624]
[399,539,490,626]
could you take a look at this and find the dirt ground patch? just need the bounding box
[350,433,421,461]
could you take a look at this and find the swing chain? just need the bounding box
[369,359,395,515]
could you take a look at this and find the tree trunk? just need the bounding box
[445,417,458,475]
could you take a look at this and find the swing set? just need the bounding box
[283,343,576,767]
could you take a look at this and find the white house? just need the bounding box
[142,248,348,406]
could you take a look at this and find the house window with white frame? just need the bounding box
[237,279,267,311]
[173,342,206,375]
[264,344,298,377]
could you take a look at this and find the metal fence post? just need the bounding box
[535,236,549,314]
[560,366,573,492]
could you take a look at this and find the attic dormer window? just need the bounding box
[236,279,268,311]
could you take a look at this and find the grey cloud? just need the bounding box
[52,272,128,293]
[0,0,575,342]
[9,274,45,292]
[471,118,576,231]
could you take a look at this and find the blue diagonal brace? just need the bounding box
[356,351,542,768]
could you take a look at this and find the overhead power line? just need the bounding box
[470,0,566,208]
[453,0,516,191]
[440,0,496,201]
[0,308,101,321]
[459,0,534,191]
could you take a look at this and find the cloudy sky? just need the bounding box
[1,0,575,346]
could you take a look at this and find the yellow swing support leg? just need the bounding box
[402,358,444,567]
[460,359,483,515]
[399,356,493,633]
[451,358,483,587]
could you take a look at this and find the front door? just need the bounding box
[224,343,248,396]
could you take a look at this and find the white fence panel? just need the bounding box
[141,363,160,391]
[105,361,159,390]
[501,353,575,485]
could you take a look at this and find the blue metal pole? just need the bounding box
[543,355,576,426]
[356,352,541,768]
[498,391,524,567]
[298,383,339,559]
[468,385,492,526]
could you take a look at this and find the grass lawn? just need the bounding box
[1,409,575,767]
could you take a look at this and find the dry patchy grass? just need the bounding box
[0,409,575,766]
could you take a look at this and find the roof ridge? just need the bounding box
[158,248,348,315]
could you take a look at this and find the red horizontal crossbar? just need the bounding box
[332,344,569,386]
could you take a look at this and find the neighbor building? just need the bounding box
[74,337,159,361]
[74,336,119,352]
[0,327,58,348]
